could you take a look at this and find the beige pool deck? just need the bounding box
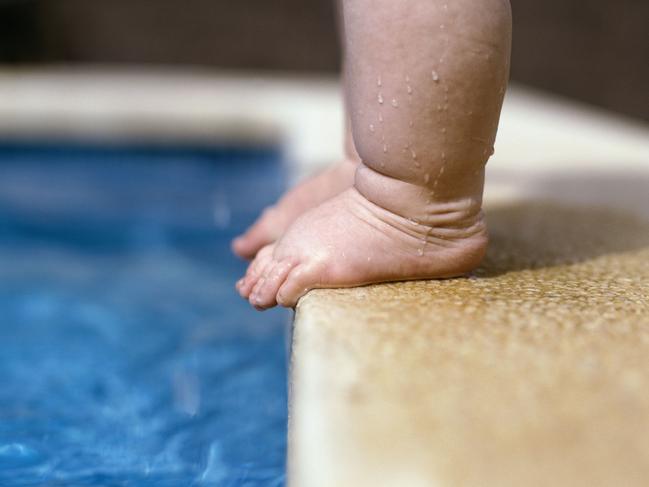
[2,68,649,486]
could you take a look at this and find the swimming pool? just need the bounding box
[0,142,290,485]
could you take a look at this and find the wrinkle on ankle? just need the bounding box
[354,163,484,234]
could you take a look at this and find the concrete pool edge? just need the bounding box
[0,67,347,184]
[288,199,649,487]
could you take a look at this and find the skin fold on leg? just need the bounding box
[238,0,512,309]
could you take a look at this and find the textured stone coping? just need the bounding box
[290,200,649,486]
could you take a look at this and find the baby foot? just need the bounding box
[231,158,358,260]
[236,186,488,310]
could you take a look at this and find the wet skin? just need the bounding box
[236,0,512,309]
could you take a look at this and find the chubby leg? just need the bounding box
[239,0,512,309]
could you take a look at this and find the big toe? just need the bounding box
[249,259,297,310]
[237,244,275,298]
[232,208,279,260]
[276,264,322,308]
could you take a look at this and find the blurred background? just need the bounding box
[1,0,647,121]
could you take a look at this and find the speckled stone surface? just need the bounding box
[289,200,649,487]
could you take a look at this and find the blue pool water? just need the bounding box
[0,142,290,486]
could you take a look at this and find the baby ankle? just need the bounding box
[354,163,484,230]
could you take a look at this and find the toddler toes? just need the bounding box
[249,259,296,310]
[238,244,274,298]
[276,264,320,308]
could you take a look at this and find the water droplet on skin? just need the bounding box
[409,120,414,128]
[379,113,384,123]
[437,105,442,111]
[407,85,413,95]
[391,98,399,108]
[410,149,417,160]
[443,3,448,10]
[414,161,421,168]
[441,128,447,134]
[424,173,430,183]
[377,75,382,87]
[367,256,372,262]
[431,70,440,82]
[440,24,446,30]
[378,93,384,104]
[468,110,474,116]
[441,151,447,160]
[383,144,388,153]
[417,248,424,257]
[369,124,375,133]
